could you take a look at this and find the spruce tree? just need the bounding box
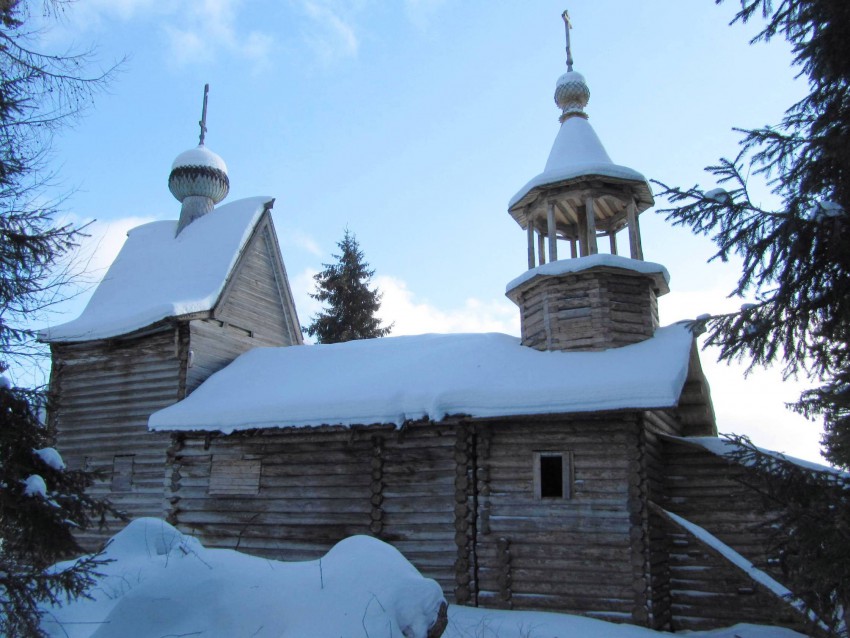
[305,230,392,344]
[655,3,850,632]
[655,0,850,470]
[0,383,119,637]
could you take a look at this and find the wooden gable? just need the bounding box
[673,342,716,437]
[214,209,302,346]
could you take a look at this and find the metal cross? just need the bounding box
[198,83,210,146]
[562,10,574,72]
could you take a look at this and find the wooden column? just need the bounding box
[547,202,558,262]
[527,220,535,269]
[585,196,598,255]
[627,199,644,260]
[570,238,578,258]
[609,231,618,255]
[537,233,546,266]
[577,212,588,257]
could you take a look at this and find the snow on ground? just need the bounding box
[42,519,806,638]
[150,325,693,433]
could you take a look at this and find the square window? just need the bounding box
[111,455,135,492]
[533,451,572,500]
[208,457,261,496]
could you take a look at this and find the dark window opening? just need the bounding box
[539,455,564,498]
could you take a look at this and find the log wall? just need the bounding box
[167,424,462,598]
[657,509,811,633]
[474,417,639,623]
[511,269,660,352]
[50,327,182,548]
[661,439,777,576]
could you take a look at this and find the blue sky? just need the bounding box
[29,1,827,463]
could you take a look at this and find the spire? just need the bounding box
[562,10,573,72]
[198,83,209,146]
[169,84,230,236]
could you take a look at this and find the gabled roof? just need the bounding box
[508,116,654,212]
[41,196,274,343]
[149,323,697,434]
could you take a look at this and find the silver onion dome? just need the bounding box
[555,70,590,122]
[168,145,230,205]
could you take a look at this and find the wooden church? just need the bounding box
[44,19,822,635]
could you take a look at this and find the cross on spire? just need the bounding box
[562,10,574,72]
[198,83,210,146]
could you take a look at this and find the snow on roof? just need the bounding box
[171,144,228,173]
[663,509,796,601]
[509,116,651,209]
[41,196,272,343]
[506,254,670,296]
[149,324,695,434]
[667,435,848,478]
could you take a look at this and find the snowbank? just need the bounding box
[40,196,272,343]
[41,519,806,638]
[150,324,694,433]
[43,518,446,638]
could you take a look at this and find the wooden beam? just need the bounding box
[570,239,578,258]
[585,197,598,255]
[609,232,618,255]
[547,201,558,262]
[577,210,588,257]
[527,217,535,269]
[627,199,643,260]
[537,232,546,266]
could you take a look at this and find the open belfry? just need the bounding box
[507,11,668,353]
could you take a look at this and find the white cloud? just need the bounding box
[404,0,447,29]
[376,275,518,336]
[164,0,273,70]
[295,0,359,63]
[282,229,324,257]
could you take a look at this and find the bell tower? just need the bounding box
[506,11,670,352]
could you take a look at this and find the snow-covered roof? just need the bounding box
[509,116,653,210]
[149,324,695,434]
[506,254,670,296]
[41,196,273,343]
[171,144,228,173]
[666,435,848,478]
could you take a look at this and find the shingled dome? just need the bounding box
[168,144,230,204]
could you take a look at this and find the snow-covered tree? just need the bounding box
[0,382,121,637]
[305,229,392,344]
[655,0,850,471]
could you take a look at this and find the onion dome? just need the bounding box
[554,70,590,121]
[168,144,230,205]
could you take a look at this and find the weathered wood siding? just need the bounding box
[658,509,810,633]
[642,410,685,630]
[215,216,300,347]
[166,424,462,598]
[661,439,776,575]
[474,416,640,622]
[50,327,182,548]
[512,269,660,352]
[185,216,302,393]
